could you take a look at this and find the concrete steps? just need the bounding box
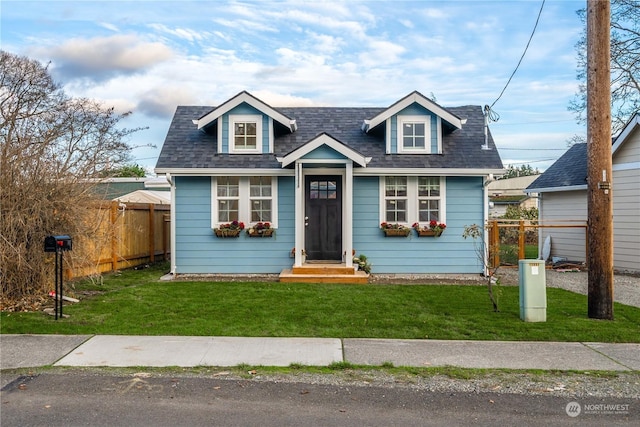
[279,263,369,284]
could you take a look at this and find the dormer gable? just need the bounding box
[192,91,296,155]
[193,91,297,132]
[362,91,465,155]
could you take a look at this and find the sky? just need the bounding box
[1,0,588,175]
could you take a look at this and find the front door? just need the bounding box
[305,176,342,261]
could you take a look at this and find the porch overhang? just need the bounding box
[277,133,371,168]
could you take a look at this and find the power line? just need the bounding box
[489,0,546,110]
[492,118,576,126]
[497,147,567,151]
[505,158,557,165]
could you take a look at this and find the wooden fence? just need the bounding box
[68,201,171,278]
[487,219,588,268]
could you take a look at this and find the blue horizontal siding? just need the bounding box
[175,175,485,275]
[352,176,484,274]
[174,176,295,274]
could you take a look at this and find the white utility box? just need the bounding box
[519,259,547,322]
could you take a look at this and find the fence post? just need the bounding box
[110,201,118,271]
[490,220,500,268]
[518,220,525,260]
[148,203,155,263]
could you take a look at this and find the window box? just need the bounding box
[416,229,442,237]
[381,222,411,237]
[213,221,245,238]
[413,221,446,237]
[214,228,241,238]
[247,228,274,237]
[382,228,411,237]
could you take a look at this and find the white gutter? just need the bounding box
[355,168,506,176]
[524,184,587,194]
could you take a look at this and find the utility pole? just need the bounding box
[586,0,613,320]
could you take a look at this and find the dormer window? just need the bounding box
[397,115,431,153]
[229,114,262,153]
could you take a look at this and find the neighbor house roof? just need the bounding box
[525,144,587,193]
[155,103,503,173]
[526,112,640,194]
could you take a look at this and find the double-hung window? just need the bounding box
[229,115,262,153]
[384,177,408,223]
[381,176,445,225]
[249,176,272,222]
[397,115,431,153]
[217,177,239,222]
[212,176,277,227]
[418,177,441,222]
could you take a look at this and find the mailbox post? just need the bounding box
[44,235,72,320]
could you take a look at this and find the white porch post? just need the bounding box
[345,162,353,267]
[294,160,304,267]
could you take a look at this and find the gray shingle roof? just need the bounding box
[526,143,588,191]
[155,104,504,171]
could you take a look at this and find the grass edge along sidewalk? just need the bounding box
[1,262,639,343]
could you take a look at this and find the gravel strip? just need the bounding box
[252,370,640,399]
[42,367,639,399]
[496,269,640,308]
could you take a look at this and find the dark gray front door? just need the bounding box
[305,176,342,261]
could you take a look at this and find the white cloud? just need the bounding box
[211,17,278,33]
[98,22,119,32]
[137,85,199,118]
[423,8,447,19]
[148,23,211,42]
[251,90,317,107]
[306,32,344,55]
[33,34,174,82]
[399,19,414,29]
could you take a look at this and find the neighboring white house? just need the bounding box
[113,190,171,205]
[526,113,640,273]
[487,175,540,217]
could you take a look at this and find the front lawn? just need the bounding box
[1,262,638,343]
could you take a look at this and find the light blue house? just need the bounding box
[155,91,504,281]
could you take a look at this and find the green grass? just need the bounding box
[2,262,639,343]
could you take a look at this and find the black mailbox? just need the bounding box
[44,235,72,252]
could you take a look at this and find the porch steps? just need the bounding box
[279,263,369,284]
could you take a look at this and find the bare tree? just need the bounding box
[569,0,640,136]
[462,224,501,312]
[0,51,141,305]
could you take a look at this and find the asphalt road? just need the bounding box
[1,372,636,426]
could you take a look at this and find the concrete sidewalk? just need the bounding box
[1,335,639,372]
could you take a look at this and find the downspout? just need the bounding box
[165,173,176,275]
[483,174,494,277]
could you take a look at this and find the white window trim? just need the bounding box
[379,176,446,226]
[229,114,262,154]
[211,176,278,228]
[397,115,431,154]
